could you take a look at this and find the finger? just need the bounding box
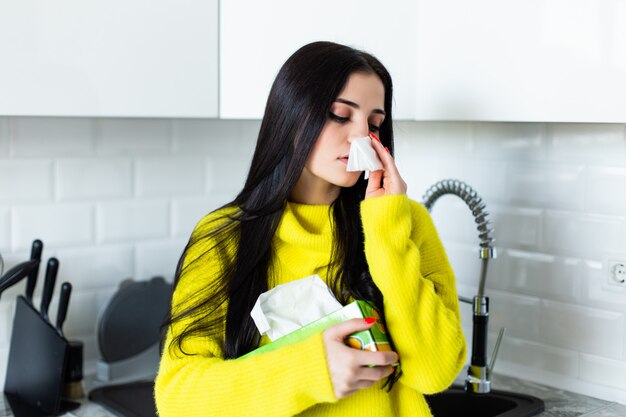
[325,318,376,341]
[351,380,377,391]
[339,389,359,398]
[354,365,395,382]
[351,350,400,367]
[370,134,393,164]
[370,136,401,178]
[365,169,383,194]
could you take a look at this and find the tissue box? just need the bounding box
[241,300,391,359]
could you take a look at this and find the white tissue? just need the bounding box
[346,136,383,180]
[250,275,343,341]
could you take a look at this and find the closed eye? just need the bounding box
[329,112,349,123]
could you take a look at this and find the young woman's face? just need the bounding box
[300,72,386,196]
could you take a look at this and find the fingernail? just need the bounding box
[364,317,376,324]
[384,146,391,154]
[369,132,381,144]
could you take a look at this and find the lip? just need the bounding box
[338,156,349,165]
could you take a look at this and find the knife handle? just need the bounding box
[0,260,38,294]
[26,239,43,301]
[40,257,58,321]
[56,282,72,337]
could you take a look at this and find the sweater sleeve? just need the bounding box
[360,194,466,394]
[154,217,337,417]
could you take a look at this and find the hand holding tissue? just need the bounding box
[346,136,383,180]
[243,275,393,359]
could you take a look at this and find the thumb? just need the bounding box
[325,317,376,342]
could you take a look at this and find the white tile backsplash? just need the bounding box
[207,155,250,194]
[435,159,509,206]
[489,290,542,342]
[398,121,472,158]
[581,259,626,313]
[0,347,8,390]
[55,244,134,291]
[0,117,9,157]
[541,300,624,359]
[136,157,205,197]
[442,242,483,290]
[0,206,10,251]
[504,249,581,303]
[57,158,133,201]
[238,121,262,154]
[473,122,546,161]
[497,334,580,378]
[586,165,626,216]
[12,203,94,251]
[507,162,585,211]
[0,159,53,203]
[59,290,100,337]
[0,302,14,347]
[579,354,626,391]
[174,119,259,156]
[429,198,477,245]
[71,334,99,368]
[1,117,626,401]
[492,206,543,250]
[96,119,172,154]
[96,199,169,243]
[544,211,626,258]
[135,239,186,282]
[12,117,94,157]
[172,196,226,238]
[399,158,445,202]
[548,124,626,165]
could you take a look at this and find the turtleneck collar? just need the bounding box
[287,201,332,230]
[272,201,335,281]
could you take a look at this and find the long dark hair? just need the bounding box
[165,41,400,389]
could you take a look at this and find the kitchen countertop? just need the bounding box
[0,373,624,417]
[0,374,126,417]
[485,373,626,417]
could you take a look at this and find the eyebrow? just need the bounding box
[334,98,386,116]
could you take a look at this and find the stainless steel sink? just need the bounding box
[425,385,545,417]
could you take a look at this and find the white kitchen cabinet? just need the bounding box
[219,0,417,120]
[0,0,218,118]
[414,0,626,122]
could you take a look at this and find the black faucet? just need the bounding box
[423,179,505,394]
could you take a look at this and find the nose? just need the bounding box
[348,121,371,143]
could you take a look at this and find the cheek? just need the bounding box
[307,130,334,164]
[306,142,325,171]
[314,123,341,150]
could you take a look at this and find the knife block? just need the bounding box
[3,296,80,417]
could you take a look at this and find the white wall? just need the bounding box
[1,117,625,404]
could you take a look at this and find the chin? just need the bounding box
[333,173,361,188]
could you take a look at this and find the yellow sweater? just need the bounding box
[155,194,466,417]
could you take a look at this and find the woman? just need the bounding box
[155,41,466,417]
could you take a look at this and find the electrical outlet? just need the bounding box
[607,261,626,287]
